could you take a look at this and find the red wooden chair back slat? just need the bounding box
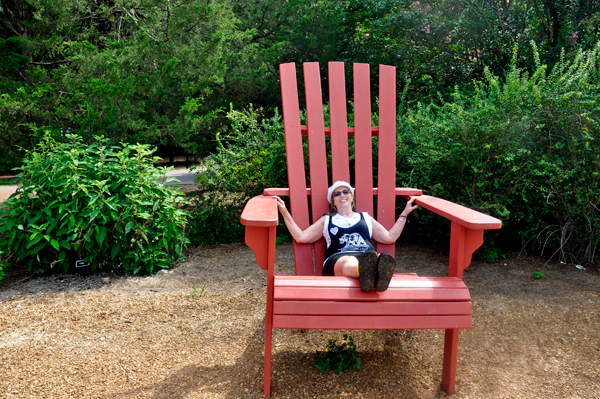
[328,62,351,182]
[352,63,375,215]
[376,65,397,256]
[303,63,330,274]
[280,62,314,275]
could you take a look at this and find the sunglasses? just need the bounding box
[333,189,351,197]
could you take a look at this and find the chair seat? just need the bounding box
[272,275,472,330]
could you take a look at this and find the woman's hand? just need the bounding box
[275,196,288,214]
[400,197,419,218]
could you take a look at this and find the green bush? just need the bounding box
[189,105,287,245]
[397,42,600,264]
[0,134,190,275]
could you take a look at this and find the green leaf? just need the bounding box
[111,243,121,260]
[26,235,43,249]
[50,239,60,251]
[90,208,100,221]
[97,225,107,244]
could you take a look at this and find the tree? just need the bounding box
[0,0,239,171]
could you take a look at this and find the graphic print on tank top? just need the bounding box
[336,232,371,252]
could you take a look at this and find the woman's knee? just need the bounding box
[333,255,359,277]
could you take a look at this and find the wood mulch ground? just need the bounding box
[1,239,599,399]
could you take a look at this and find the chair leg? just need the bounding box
[441,328,459,394]
[263,324,273,396]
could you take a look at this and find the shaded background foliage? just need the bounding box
[1,0,599,267]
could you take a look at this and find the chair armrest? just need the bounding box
[409,195,502,230]
[241,196,279,227]
[241,196,278,271]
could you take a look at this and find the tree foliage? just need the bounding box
[0,0,239,171]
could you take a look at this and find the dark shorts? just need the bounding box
[322,250,375,276]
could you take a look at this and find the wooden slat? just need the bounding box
[274,275,467,289]
[274,301,471,316]
[280,62,314,275]
[300,126,379,136]
[263,187,423,196]
[303,62,329,274]
[273,315,472,330]
[353,63,374,214]
[274,286,471,302]
[377,65,397,256]
[328,62,350,182]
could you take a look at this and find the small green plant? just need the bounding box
[534,271,545,279]
[190,284,206,297]
[315,334,362,374]
[477,242,504,263]
[275,235,289,245]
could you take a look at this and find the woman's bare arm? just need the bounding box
[275,196,325,243]
[370,197,419,244]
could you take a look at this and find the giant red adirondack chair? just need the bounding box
[241,62,502,396]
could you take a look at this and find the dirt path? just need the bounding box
[1,242,599,398]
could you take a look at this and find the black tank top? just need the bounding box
[324,213,376,259]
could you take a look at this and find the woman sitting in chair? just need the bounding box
[275,181,418,292]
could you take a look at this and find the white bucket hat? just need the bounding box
[327,181,354,204]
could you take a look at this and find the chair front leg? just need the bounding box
[441,328,460,394]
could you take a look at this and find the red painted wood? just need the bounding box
[442,328,460,394]
[449,222,485,278]
[263,187,423,197]
[303,62,329,274]
[413,195,502,229]
[377,64,397,256]
[273,301,471,316]
[300,126,380,136]
[273,287,471,302]
[245,226,269,271]
[274,275,468,289]
[280,62,314,276]
[241,196,279,227]
[263,226,277,396]
[328,62,350,182]
[273,315,472,330]
[353,63,374,214]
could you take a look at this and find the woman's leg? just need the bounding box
[333,255,360,277]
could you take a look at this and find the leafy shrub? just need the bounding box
[315,334,362,374]
[397,42,600,264]
[0,134,190,275]
[189,105,287,245]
